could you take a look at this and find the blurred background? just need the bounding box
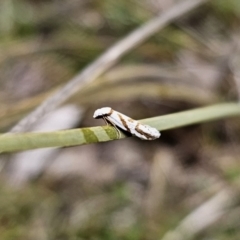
[0,0,240,239]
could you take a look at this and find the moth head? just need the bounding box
[93,107,112,119]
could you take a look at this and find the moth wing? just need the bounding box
[107,111,137,132]
[135,124,160,140]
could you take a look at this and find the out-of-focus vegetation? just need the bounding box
[0,0,240,239]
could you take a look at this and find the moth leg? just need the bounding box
[114,125,121,139]
[102,116,109,126]
[104,117,121,139]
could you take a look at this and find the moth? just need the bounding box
[93,107,160,140]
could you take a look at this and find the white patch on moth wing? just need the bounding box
[93,107,112,118]
[135,123,161,140]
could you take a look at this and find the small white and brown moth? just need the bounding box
[93,107,160,140]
